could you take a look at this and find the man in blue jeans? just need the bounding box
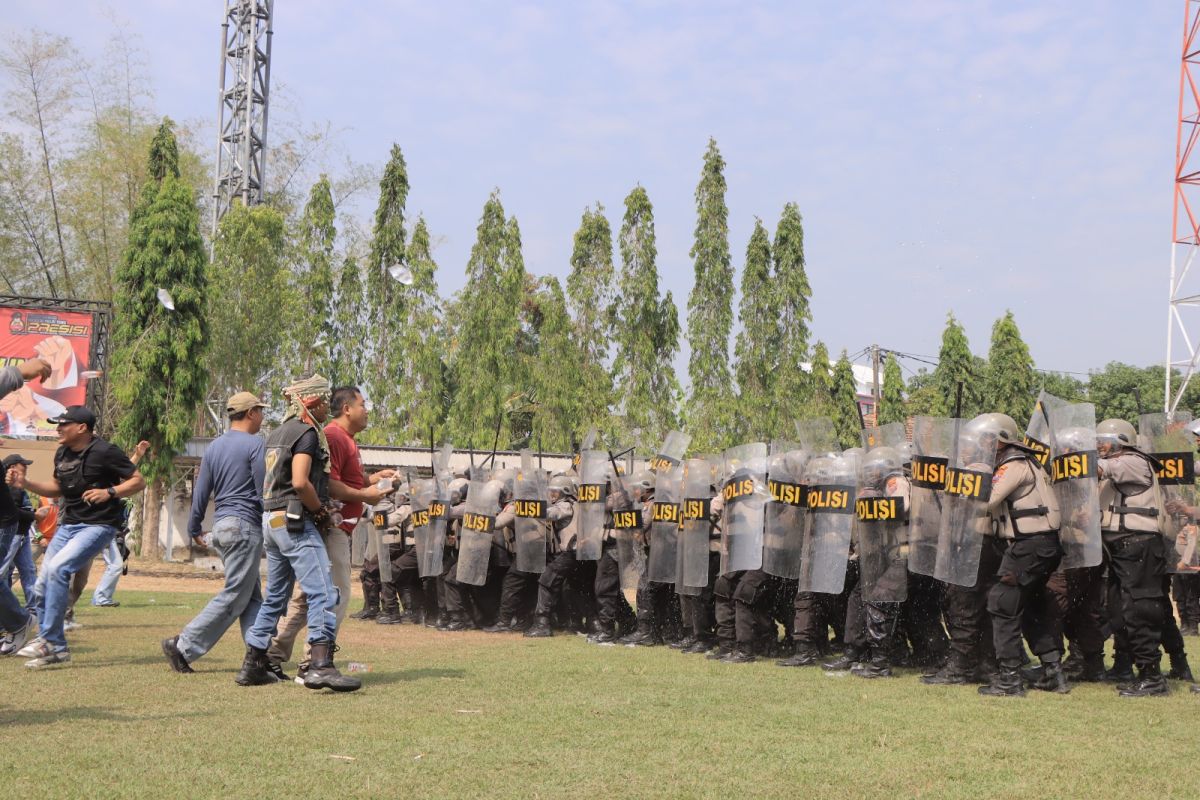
[235,375,359,692]
[161,392,268,673]
[15,405,146,669]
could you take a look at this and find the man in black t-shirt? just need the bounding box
[14,405,146,669]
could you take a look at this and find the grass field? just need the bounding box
[2,577,1199,799]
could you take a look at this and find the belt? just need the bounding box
[381,534,402,545]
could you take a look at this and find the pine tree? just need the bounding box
[984,310,1037,423]
[877,352,907,425]
[733,219,776,439]
[933,313,981,417]
[806,340,835,418]
[296,175,336,375]
[684,138,734,451]
[530,275,581,452]
[329,252,366,388]
[566,204,615,433]
[772,202,812,432]
[110,119,207,558]
[366,144,409,423]
[394,216,447,445]
[831,350,861,448]
[611,186,682,445]
[447,191,525,448]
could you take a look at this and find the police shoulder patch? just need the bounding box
[993,465,1007,484]
[886,477,900,493]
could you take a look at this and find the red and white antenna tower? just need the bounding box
[1167,0,1200,413]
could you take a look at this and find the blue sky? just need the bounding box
[5,1,1182,381]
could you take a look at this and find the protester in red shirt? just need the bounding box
[266,386,395,681]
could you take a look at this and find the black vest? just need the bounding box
[262,418,329,512]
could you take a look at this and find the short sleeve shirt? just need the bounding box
[56,438,137,527]
[324,422,364,533]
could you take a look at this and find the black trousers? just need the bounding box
[1105,532,1167,669]
[713,569,778,649]
[1046,565,1106,659]
[903,573,949,666]
[497,560,543,625]
[943,535,1005,670]
[594,540,631,630]
[380,543,417,613]
[444,549,508,626]
[987,532,1064,665]
[679,551,720,639]
[1172,572,1200,627]
[359,556,381,610]
[535,546,598,626]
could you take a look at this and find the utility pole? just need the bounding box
[871,344,882,410]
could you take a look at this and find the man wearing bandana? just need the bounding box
[235,375,359,692]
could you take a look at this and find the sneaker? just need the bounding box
[63,620,82,632]
[92,601,120,608]
[5,616,37,657]
[17,636,49,659]
[161,637,195,674]
[0,632,12,656]
[265,662,290,683]
[25,649,70,669]
[292,663,310,686]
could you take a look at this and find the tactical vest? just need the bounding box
[993,450,1059,538]
[1099,450,1164,534]
[263,418,329,512]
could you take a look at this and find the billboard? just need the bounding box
[0,305,98,437]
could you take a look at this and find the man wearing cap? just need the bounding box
[161,391,268,673]
[13,403,146,668]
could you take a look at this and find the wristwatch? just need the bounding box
[107,487,117,500]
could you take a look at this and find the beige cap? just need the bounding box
[227,391,267,415]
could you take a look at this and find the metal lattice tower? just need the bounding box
[1167,0,1200,413]
[211,0,274,240]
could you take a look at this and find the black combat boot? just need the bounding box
[978,663,1026,697]
[1064,653,1106,682]
[1031,660,1071,694]
[721,644,757,664]
[399,588,420,623]
[482,619,514,633]
[1119,663,1169,697]
[777,648,823,667]
[234,646,276,687]
[350,586,380,620]
[623,627,662,648]
[376,599,402,625]
[303,642,361,692]
[683,637,716,654]
[921,657,974,685]
[1105,651,1135,684]
[523,615,553,638]
[852,651,892,679]
[706,641,735,660]
[1168,651,1194,682]
[822,647,864,672]
[442,612,473,632]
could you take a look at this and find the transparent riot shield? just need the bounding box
[1024,391,1067,471]
[456,479,500,586]
[1049,403,1101,570]
[861,422,906,451]
[908,417,956,576]
[412,478,446,578]
[575,450,608,560]
[796,417,839,456]
[1140,411,1196,570]
[720,443,768,575]
[763,441,809,579]
[855,451,908,603]
[934,417,999,588]
[369,500,394,585]
[680,458,715,588]
[797,453,857,594]
[650,430,692,474]
[513,450,549,574]
[647,464,682,583]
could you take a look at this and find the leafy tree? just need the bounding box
[733,219,776,439]
[982,311,1035,423]
[447,191,525,449]
[295,175,336,375]
[110,120,208,558]
[806,340,835,418]
[877,352,907,425]
[611,186,682,445]
[1038,371,1087,405]
[205,202,290,407]
[329,251,367,389]
[831,350,862,448]
[365,144,409,423]
[772,202,812,433]
[530,275,581,452]
[684,138,734,451]
[933,313,981,417]
[394,216,448,445]
[566,204,615,433]
[904,369,942,418]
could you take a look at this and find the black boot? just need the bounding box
[1065,653,1106,683]
[1105,651,1135,684]
[399,588,419,623]
[442,612,473,632]
[1119,663,1169,697]
[978,663,1026,697]
[852,651,892,679]
[683,637,716,654]
[376,601,402,625]
[1168,651,1194,682]
[822,648,864,671]
[721,645,757,664]
[706,641,735,660]
[668,634,697,650]
[523,615,553,638]
[622,627,662,648]
[921,658,974,686]
[1032,660,1071,694]
[777,648,823,667]
[303,642,361,692]
[482,619,514,633]
[234,646,276,687]
[350,587,380,620]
